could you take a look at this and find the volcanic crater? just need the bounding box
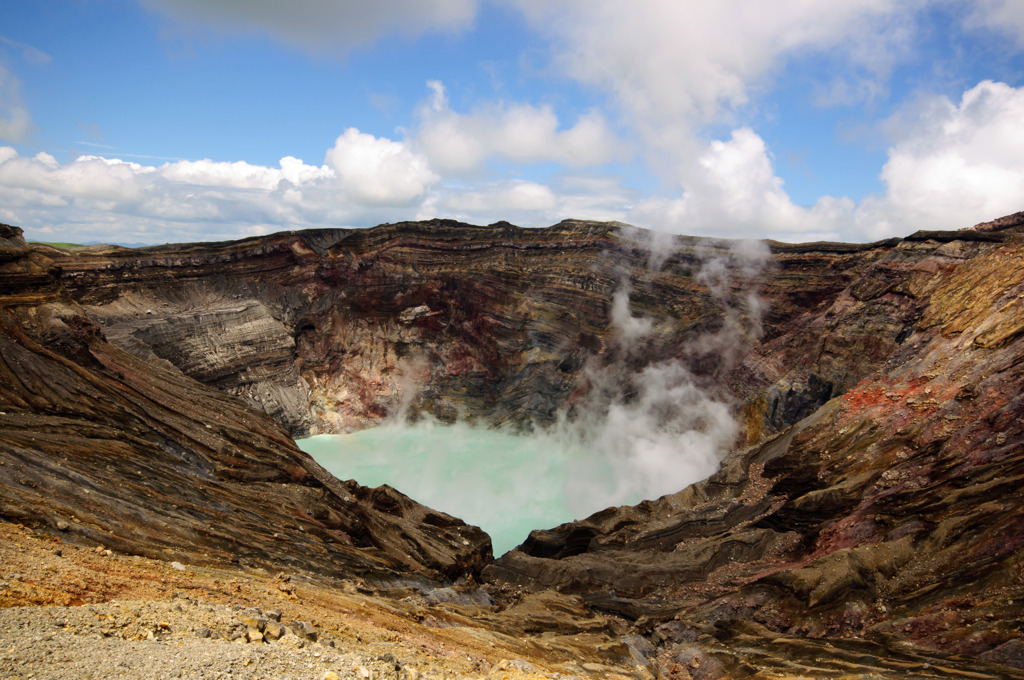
[3,213,1024,678]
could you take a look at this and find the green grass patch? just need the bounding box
[30,241,82,248]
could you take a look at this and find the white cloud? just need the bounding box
[8,0,1024,249]
[0,153,151,203]
[446,180,556,213]
[628,77,1024,243]
[141,0,477,53]
[161,158,329,190]
[630,79,1024,242]
[0,127,440,244]
[420,172,639,229]
[512,0,907,153]
[416,80,626,174]
[325,128,437,205]
[6,76,1022,247]
[0,149,300,242]
[496,0,932,242]
[964,0,1024,47]
[855,80,1024,238]
[628,128,855,241]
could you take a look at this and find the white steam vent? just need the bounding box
[300,237,770,555]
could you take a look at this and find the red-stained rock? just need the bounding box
[487,216,1024,676]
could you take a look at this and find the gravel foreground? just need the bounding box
[0,522,623,680]
[1,597,432,680]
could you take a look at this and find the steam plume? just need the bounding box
[546,236,770,517]
[307,234,772,554]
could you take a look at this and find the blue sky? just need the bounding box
[1,0,1023,245]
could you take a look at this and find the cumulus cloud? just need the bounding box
[416,80,626,174]
[855,80,1024,238]
[446,180,556,213]
[627,128,855,241]
[140,0,477,53]
[628,77,1024,242]
[639,78,1024,242]
[0,149,309,242]
[0,127,441,244]
[0,132,630,245]
[8,2,1024,246]
[498,0,931,241]
[512,0,907,151]
[160,158,324,191]
[420,172,640,229]
[7,77,1023,245]
[325,128,437,205]
[0,153,150,203]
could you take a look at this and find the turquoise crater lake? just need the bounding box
[299,398,728,556]
[299,422,577,556]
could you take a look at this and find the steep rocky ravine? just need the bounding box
[2,213,1024,678]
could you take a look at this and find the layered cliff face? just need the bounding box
[49,219,902,440]
[51,230,349,435]
[0,224,490,586]
[489,217,1024,676]
[4,213,1024,677]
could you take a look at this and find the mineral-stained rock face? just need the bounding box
[0,224,490,585]
[49,219,905,438]
[488,215,1024,676]
[5,212,1024,677]
[732,227,1014,445]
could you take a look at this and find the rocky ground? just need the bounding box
[0,522,639,680]
[6,514,1024,680]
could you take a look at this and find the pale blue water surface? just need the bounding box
[299,386,731,556]
[298,281,749,556]
[299,422,577,556]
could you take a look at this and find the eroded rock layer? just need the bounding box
[0,224,490,585]
[489,215,1024,677]
[48,219,909,439]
